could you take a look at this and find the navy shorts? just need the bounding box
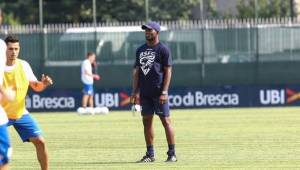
[8,114,43,142]
[140,96,170,117]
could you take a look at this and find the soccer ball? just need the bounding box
[77,107,94,115]
[77,107,86,115]
[101,107,109,115]
[85,107,95,115]
[94,107,109,115]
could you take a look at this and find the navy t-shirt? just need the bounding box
[134,42,172,97]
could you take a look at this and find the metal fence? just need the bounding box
[1,18,300,88]
[2,18,300,64]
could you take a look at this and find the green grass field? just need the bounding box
[8,107,300,169]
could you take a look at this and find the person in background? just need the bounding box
[81,52,100,110]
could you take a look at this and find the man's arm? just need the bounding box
[132,67,139,94]
[130,67,139,104]
[85,68,100,80]
[162,66,172,93]
[30,74,53,92]
[84,69,93,77]
[160,66,172,104]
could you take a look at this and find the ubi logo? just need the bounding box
[259,89,285,105]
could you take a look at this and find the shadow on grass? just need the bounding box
[76,161,138,165]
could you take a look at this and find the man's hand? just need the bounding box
[41,74,53,86]
[30,74,53,92]
[93,74,101,80]
[159,94,168,104]
[0,86,16,102]
[130,92,139,104]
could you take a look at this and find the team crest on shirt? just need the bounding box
[139,50,156,75]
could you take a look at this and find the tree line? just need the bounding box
[0,0,294,25]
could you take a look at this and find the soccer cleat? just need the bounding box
[136,153,155,163]
[165,155,177,162]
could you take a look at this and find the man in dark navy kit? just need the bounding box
[131,21,177,163]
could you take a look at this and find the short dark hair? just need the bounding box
[5,35,19,44]
[86,52,95,58]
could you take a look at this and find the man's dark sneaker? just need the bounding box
[136,153,155,163]
[165,155,177,162]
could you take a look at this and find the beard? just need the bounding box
[145,34,155,41]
